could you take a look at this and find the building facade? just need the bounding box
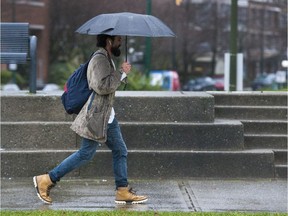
[172,0,286,83]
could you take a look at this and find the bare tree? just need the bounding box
[49,0,146,63]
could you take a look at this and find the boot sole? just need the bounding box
[115,198,148,204]
[33,176,52,205]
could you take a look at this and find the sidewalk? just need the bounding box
[1,178,287,212]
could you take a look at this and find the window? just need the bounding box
[15,0,45,7]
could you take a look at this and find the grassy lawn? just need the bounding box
[1,211,286,216]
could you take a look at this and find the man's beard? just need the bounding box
[111,46,121,57]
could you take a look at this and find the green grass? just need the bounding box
[0,211,286,216]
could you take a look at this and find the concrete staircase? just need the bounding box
[211,92,288,179]
[1,91,285,179]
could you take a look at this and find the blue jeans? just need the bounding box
[49,118,128,188]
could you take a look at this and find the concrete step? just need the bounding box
[1,120,244,150]
[1,91,215,123]
[121,120,244,150]
[1,91,286,180]
[273,150,287,179]
[0,93,73,122]
[215,106,287,120]
[0,122,77,150]
[275,165,287,179]
[244,134,288,149]
[0,149,274,178]
[274,149,288,165]
[211,92,288,106]
[241,120,287,135]
[115,91,214,123]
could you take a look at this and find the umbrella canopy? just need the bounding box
[76,12,175,37]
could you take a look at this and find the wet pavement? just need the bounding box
[1,178,287,213]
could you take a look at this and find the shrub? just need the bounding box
[48,61,77,87]
[1,69,26,87]
[119,69,162,91]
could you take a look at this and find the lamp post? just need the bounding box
[229,0,238,91]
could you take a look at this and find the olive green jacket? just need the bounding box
[70,48,124,143]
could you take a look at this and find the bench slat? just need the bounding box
[0,53,28,64]
[0,22,29,64]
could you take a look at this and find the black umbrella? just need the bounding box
[76,12,175,37]
[76,12,176,60]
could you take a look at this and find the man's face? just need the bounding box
[111,36,122,57]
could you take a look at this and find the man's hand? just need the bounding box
[121,62,132,74]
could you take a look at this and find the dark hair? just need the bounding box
[96,34,115,48]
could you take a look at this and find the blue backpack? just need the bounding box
[61,53,104,114]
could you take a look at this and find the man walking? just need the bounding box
[33,34,148,205]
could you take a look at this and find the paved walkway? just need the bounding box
[1,178,287,212]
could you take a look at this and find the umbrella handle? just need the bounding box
[125,36,128,62]
[124,36,128,91]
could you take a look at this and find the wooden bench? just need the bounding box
[0,22,37,93]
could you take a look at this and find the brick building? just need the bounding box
[1,0,50,87]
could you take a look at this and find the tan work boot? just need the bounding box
[33,174,55,204]
[115,186,148,204]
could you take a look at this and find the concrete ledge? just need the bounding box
[121,120,244,150]
[1,91,215,123]
[215,106,287,120]
[1,120,244,150]
[275,165,288,178]
[274,150,288,164]
[244,134,288,149]
[1,122,77,150]
[210,92,288,106]
[242,120,287,134]
[1,93,73,122]
[115,91,214,122]
[0,149,274,178]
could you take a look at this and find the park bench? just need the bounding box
[0,22,37,93]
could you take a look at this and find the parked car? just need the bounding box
[213,77,224,91]
[182,77,216,91]
[150,70,181,91]
[251,73,276,90]
[275,70,287,84]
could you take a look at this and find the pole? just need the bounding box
[29,36,37,93]
[260,4,265,74]
[236,53,243,91]
[172,0,176,70]
[224,53,230,91]
[145,0,152,75]
[229,0,238,91]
